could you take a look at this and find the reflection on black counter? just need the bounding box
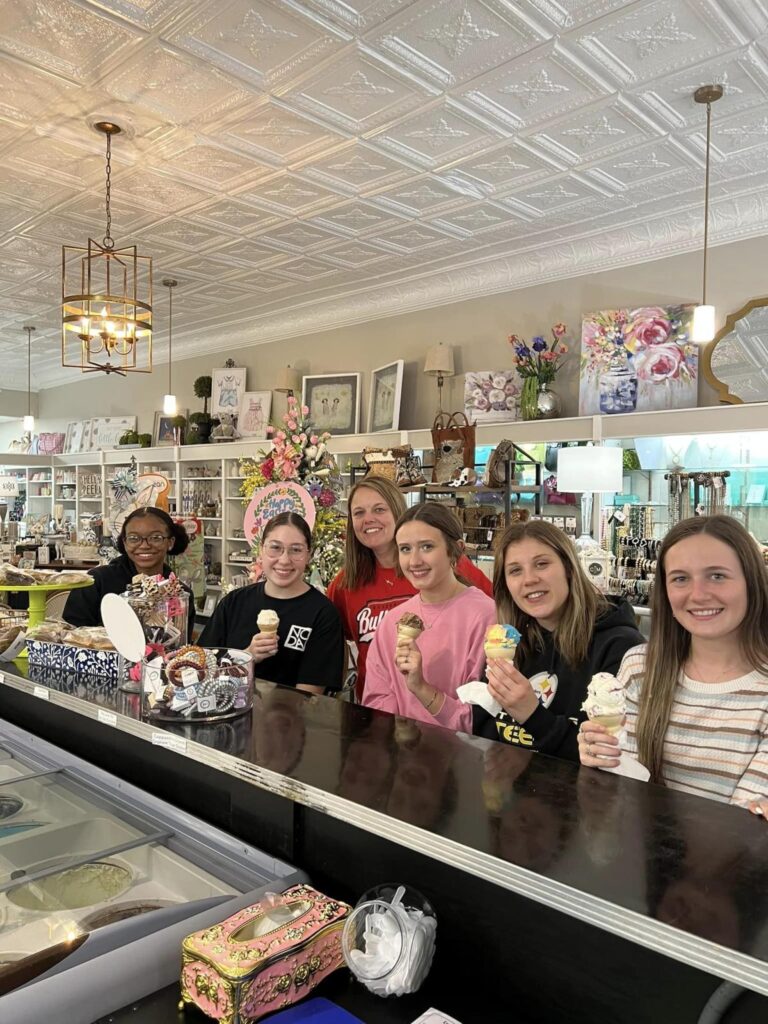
[6,658,768,969]
[646,786,768,953]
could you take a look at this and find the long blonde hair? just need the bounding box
[339,477,406,589]
[493,520,608,667]
[637,515,768,784]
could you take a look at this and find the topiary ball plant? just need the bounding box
[193,375,212,416]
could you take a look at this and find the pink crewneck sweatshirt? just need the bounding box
[363,586,496,733]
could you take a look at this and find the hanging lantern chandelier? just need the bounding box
[61,121,153,375]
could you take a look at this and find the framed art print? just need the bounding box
[212,367,246,417]
[237,391,272,438]
[88,416,137,450]
[302,373,361,436]
[464,371,519,423]
[368,360,404,432]
[154,410,188,447]
[64,421,85,454]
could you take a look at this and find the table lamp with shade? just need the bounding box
[275,366,301,399]
[423,343,455,413]
[556,445,623,552]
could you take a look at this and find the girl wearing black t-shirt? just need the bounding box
[199,512,344,694]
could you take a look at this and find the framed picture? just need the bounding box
[154,410,188,447]
[368,360,404,432]
[579,305,697,415]
[87,416,137,450]
[464,371,519,423]
[212,367,246,417]
[202,592,218,617]
[64,422,85,454]
[302,373,361,436]
[237,391,272,438]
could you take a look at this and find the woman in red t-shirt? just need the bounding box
[327,476,492,700]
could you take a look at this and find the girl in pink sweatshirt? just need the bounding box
[364,503,496,732]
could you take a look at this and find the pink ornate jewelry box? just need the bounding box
[179,884,351,1023]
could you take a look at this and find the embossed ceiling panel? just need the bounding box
[0,0,767,388]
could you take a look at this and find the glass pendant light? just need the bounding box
[691,84,723,345]
[23,326,35,432]
[162,278,178,416]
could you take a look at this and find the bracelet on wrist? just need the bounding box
[424,689,439,713]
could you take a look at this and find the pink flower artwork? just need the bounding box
[579,304,697,415]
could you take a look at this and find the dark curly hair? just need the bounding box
[117,506,190,557]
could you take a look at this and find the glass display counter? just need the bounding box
[0,660,765,1023]
[0,716,302,1023]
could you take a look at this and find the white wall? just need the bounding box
[2,234,765,449]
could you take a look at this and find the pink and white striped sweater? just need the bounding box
[619,645,768,806]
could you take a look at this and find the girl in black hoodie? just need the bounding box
[473,520,643,762]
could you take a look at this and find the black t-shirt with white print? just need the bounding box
[199,581,344,692]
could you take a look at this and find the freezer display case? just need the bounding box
[0,720,304,1024]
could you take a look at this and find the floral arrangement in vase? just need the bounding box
[578,305,697,415]
[508,323,568,420]
[239,397,346,586]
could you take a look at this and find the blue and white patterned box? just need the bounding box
[26,640,125,681]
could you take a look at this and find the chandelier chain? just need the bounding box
[104,130,113,250]
[702,99,712,306]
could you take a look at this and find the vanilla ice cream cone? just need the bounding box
[581,672,626,733]
[257,609,279,637]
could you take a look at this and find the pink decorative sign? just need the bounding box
[244,482,315,543]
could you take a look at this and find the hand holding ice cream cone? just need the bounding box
[581,672,626,735]
[484,625,537,723]
[248,609,280,663]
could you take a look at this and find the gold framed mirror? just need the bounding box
[702,297,768,404]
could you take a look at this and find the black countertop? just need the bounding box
[1,657,768,1013]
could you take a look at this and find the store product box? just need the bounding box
[180,884,351,1023]
[25,639,125,681]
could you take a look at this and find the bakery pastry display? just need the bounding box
[0,564,92,587]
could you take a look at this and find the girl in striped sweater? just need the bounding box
[579,515,768,816]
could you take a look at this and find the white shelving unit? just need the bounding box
[0,396,755,583]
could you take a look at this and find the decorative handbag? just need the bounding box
[37,432,66,455]
[483,439,514,487]
[179,884,351,1024]
[363,446,426,487]
[431,412,476,484]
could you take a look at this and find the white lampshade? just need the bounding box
[556,446,623,493]
[691,304,716,344]
[276,366,301,394]
[22,415,34,432]
[424,343,455,378]
[163,393,177,415]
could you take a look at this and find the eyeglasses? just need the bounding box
[263,541,308,560]
[125,532,171,547]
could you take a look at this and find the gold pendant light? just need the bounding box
[691,84,723,345]
[61,121,153,375]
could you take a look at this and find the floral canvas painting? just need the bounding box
[579,305,698,415]
[464,371,519,423]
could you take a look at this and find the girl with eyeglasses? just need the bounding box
[200,512,344,695]
[63,506,195,639]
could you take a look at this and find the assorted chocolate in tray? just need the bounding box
[144,645,253,723]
